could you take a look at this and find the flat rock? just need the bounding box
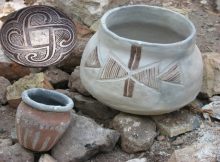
[0,0,26,20]
[87,146,140,162]
[216,0,220,12]
[202,52,220,97]
[202,101,220,120]
[55,89,78,100]
[168,143,218,162]
[39,154,57,162]
[126,158,148,162]
[0,143,34,162]
[152,109,200,137]
[112,113,157,153]
[74,94,118,120]
[0,138,12,148]
[0,45,31,81]
[168,125,220,162]
[55,0,108,26]
[6,73,53,108]
[0,105,16,139]
[52,112,120,162]
[68,66,90,96]
[0,76,11,104]
[10,127,18,143]
[45,68,70,89]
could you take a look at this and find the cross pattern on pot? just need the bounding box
[85,45,182,98]
[0,6,76,67]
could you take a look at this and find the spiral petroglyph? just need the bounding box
[0,5,76,67]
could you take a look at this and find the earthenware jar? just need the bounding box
[80,5,203,115]
[16,88,74,152]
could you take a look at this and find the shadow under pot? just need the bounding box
[16,88,74,152]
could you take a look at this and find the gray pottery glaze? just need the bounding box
[80,5,203,115]
[22,88,74,112]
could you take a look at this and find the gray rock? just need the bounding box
[87,146,138,162]
[39,154,57,162]
[172,137,184,146]
[210,95,220,102]
[202,101,220,120]
[68,66,90,96]
[168,143,218,162]
[152,109,200,137]
[52,113,120,162]
[54,0,130,26]
[45,68,70,89]
[0,77,11,104]
[0,143,34,162]
[0,139,12,148]
[201,52,220,97]
[216,0,220,12]
[126,158,148,162]
[55,89,79,100]
[168,127,220,162]
[74,94,119,120]
[112,113,157,153]
[10,127,18,143]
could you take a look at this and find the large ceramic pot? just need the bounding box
[16,88,74,152]
[80,5,203,115]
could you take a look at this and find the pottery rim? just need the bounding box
[100,5,196,48]
[22,88,74,112]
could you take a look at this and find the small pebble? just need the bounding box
[157,135,166,141]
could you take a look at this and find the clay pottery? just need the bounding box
[16,88,74,152]
[80,5,203,115]
[0,5,77,67]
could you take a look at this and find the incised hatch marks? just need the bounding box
[0,5,76,67]
[84,45,183,97]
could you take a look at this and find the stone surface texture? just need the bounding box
[0,143,34,162]
[0,77,11,104]
[45,68,70,88]
[202,52,220,97]
[168,125,220,162]
[152,109,200,137]
[126,158,148,162]
[0,138,12,148]
[6,73,53,108]
[68,66,90,96]
[52,112,120,162]
[112,113,157,153]
[39,154,57,162]
[74,94,118,120]
[54,0,130,26]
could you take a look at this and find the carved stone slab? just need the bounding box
[0,5,76,67]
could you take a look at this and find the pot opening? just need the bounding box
[28,93,66,106]
[104,5,195,44]
[22,88,74,112]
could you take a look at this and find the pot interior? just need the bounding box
[106,6,194,44]
[28,91,66,106]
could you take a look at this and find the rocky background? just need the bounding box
[0,0,220,162]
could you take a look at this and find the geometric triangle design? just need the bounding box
[132,66,159,90]
[100,57,128,80]
[85,47,101,68]
[159,63,182,84]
